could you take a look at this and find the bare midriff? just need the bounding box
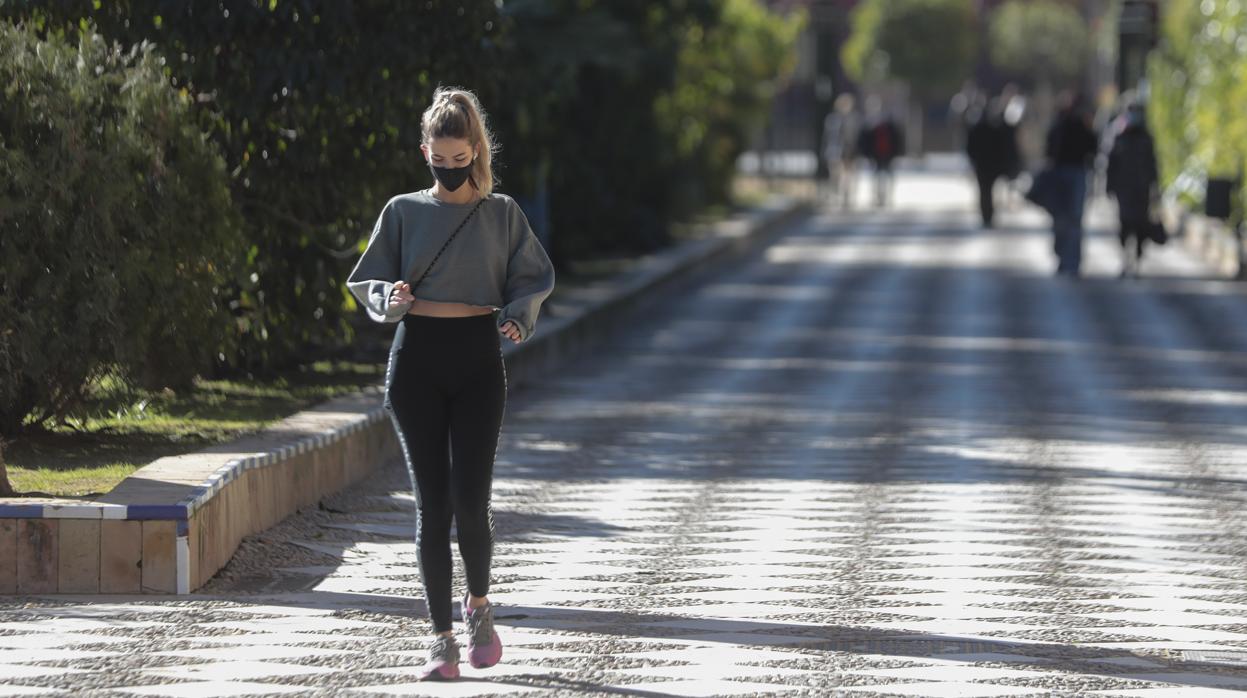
[407,297,495,317]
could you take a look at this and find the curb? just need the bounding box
[0,196,812,595]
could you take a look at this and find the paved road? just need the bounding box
[4,170,1247,697]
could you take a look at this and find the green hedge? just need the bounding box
[1,1,802,403]
[0,22,241,434]
[4,1,508,375]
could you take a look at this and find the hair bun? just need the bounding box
[435,89,471,110]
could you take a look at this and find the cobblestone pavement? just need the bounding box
[5,170,1247,697]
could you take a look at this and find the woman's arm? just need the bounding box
[346,200,411,323]
[497,198,555,341]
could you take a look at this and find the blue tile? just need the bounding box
[125,505,188,520]
[178,487,209,504]
[0,504,44,518]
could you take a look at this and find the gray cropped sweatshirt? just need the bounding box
[346,189,555,340]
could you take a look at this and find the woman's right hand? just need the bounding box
[389,281,414,309]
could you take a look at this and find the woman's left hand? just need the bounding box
[499,321,522,343]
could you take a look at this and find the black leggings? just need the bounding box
[384,313,507,633]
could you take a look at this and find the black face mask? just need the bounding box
[429,158,474,192]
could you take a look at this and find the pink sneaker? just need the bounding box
[463,593,503,668]
[419,635,460,681]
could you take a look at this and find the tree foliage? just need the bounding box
[503,0,801,260]
[842,0,977,100]
[3,0,507,374]
[657,0,803,213]
[988,0,1089,87]
[5,0,801,364]
[1148,0,1247,220]
[0,1,802,452]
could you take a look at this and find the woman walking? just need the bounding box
[346,86,555,680]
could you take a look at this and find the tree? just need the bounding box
[1148,0,1247,230]
[988,0,1089,88]
[512,0,801,260]
[1147,0,1205,192]
[842,0,977,100]
[0,437,11,497]
[656,0,804,213]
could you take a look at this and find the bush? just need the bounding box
[0,22,241,435]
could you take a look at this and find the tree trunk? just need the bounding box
[0,437,13,497]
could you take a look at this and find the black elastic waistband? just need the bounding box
[401,312,498,334]
[402,312,495,323]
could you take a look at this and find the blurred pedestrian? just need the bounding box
[1044,92,1099,277]
[857,96,904,208]
[965,97,1021,228]
[999,84,1026,207]
[822,93,860,209]
[1106,101,1160,278]
[347,86,555,681]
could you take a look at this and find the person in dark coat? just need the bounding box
[1105,103,1159,278]
[966,97,1021,228]
[1045,93,1100,277]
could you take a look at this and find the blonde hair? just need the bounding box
[420,86,497,198]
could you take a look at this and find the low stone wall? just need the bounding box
[0,197,809,595]
[0,389,399,594]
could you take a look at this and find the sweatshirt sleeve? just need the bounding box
[346,200,411,323]
[497,198,555,341]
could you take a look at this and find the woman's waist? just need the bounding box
[400,308,499,335]
[406,297,496,318]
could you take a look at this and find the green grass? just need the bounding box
[5,360,385,499]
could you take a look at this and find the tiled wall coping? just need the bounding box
[0,388,388,525]
[0,197,809,595]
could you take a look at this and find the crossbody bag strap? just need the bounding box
[406,197,486,295]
